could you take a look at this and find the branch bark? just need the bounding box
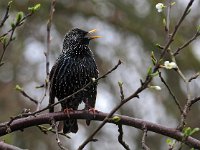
[0,111,199,149]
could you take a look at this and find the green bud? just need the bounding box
[15,84,23,91]
[183,127,191,136]
[151,51,157,64]
[28,7,33,12]
[34,4,41,11]
[155,43,163,49]
[166,138,172,144]
[151,51,155,57]
[159,59,163,64]
[10,22,15,29]
[147,66,152,75]
[197,25,200,33]
[118,81,123,86]
[171,2,176,6]
[112,116,121,122]
[16,12,24,23]
[163,18,166,27]
[190,128,200,135]
[8,1,13,6]
[0,36,7,44]
[150,71,159,77]
[28,3,41,12]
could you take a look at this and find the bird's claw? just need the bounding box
[84,108,99,126]
[88,108,99,118]
[63,108,73,118]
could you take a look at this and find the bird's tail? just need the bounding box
[63,119,78,134]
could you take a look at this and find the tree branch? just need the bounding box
[0,1,12,28]
[0,4,40,66]
[190,96,200,107]
[0,111,200,149]
[118,124,130,150]
[158,70,182,113]
[158,0,194,61]
[16,87,38,104]
[173,32,200,56]
[142,126,150,150]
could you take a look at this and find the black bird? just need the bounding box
[49,28,100,133]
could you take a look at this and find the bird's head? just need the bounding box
[62,28,101,53]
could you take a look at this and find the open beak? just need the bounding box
[88,29,102,40]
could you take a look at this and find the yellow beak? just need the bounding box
[88,29,97,34]
[88,29,102,40]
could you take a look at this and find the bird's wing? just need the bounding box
[86,57,99,109]
[49,57,61,112]
[49,61,58,81]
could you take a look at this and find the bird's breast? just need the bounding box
[53,55,98,99]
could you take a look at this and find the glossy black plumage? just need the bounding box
[49,28,99,133]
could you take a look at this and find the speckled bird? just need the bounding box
[49,28,100,133]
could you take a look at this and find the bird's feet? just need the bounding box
[85,108,99,126]
[63,108,73,118]
[82,107,100,115]
[88,108,99,115]
[87,107,100,119]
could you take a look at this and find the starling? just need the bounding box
[49,28,100,133]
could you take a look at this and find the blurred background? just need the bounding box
[0,0,200,149]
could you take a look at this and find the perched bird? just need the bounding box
[49,28,100,133]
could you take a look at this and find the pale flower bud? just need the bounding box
[149,85,162,91]
[164,61,178,69]
[156,3,165,13]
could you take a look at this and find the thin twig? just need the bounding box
[142,126,150,150]
[18,89,38,104]
[177,65,195,130]
[178,83,191,130]
[173,32,200,56]
[190,96,200,107]
[37,0,56,111]
[36,125,70,138]
[46,0,56,76]
[118,81,125,101]
[165,0,171,41]
[158,0,194,61]
[173,32,200,131]
[0,28,15,66]
[51,119,67,150]
[0,1,12,28]
[0,11,36,66]
[188,72,200,82]
[118,124,130,150]
[158,71,182,113]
